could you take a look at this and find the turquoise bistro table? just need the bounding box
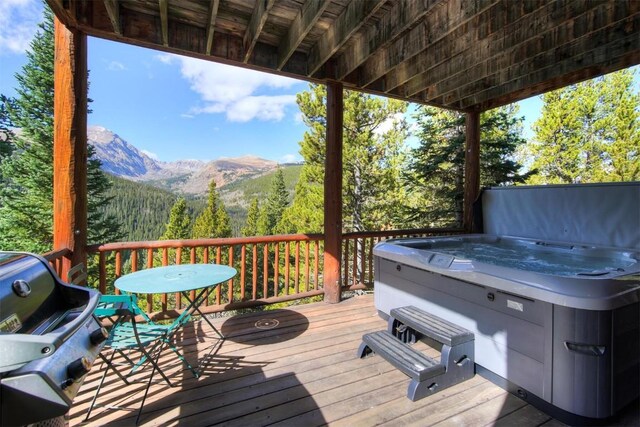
[114,264,237,341]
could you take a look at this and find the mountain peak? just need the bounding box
[88,125,279,195]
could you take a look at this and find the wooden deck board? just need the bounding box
[68,294,638,427]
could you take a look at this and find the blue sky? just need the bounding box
[0,0,548,163]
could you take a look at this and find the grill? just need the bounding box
[0,252,106,426]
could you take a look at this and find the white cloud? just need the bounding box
[180,113,194,119]
[281,154,300,163]
[0,0,41,55]
[107,61,126,71]
[141,149,159,160]
[156,53,300,122]
[155,54,173,64]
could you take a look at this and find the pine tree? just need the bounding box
[0,6,121,252]
[162,198,191,239]
[0,96,16,181]
[216,204,232,238]
[192,180,219,238]
[257,168,289,235]
[278,84,409,234]
[407,106,530,227]
[242,198,260,237]
[525,68,639,184]
[192,179,231,238]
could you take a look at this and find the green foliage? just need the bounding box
[0,97,16,184]
[0,6,121,252]
[526,68,639,184]
[257,169,289,235]
[100,175,197,242]
[242,198,260,237]
[192,180,231,238]
[406,106,530,227]
[162,198,192,240]
[279,84,409,234]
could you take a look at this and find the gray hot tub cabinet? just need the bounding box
[373,182,640,423]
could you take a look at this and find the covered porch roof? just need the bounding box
[44,0,640,301]
[47,0,639,112]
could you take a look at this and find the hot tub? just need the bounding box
[373,183,640,423]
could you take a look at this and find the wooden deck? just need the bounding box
[70,295,639,426]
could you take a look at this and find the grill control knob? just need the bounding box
[90,327,109,345]
[67,357,92,381]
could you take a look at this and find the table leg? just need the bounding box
[180,287,224,339]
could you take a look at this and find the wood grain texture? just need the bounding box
[53,17,87,277]
[45,0,640,110]
[323,81,343,304]
[65,295,613,426]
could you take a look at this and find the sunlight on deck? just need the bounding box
[69,295,637,426]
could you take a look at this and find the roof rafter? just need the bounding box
[103,0,121,35]
[159,0,168,47]
[307,0,384,77]
[205,0,220,55]
[243,0,276,63]
[455,18,640,110]
[277,0,329,70]
[397,0,601,101]
[335,0,440,81]
[358,0,497,89]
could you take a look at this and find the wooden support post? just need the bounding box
[323,81,343,303]
[463,111,480,233]
[53,18,88,278]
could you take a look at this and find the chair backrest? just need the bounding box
[95,294,154,324]
[67,263,88,285]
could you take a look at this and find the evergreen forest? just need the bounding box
[0,4,637,254]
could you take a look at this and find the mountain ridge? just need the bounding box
[88,125,281,195]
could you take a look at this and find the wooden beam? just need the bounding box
[324,82,343,304]
[103,0,121,35]
[447,7,640,109]
[359,0,497,89]
[205,0,220,55]
[307,0,383,77]
[46,0,76,29]
[243,0,276,63]
[336,0,439,80]
[403,0,606,102]
[53,17,88,278]
[159,0,168,47]
[463,111,480,233]
[277,0,328,70]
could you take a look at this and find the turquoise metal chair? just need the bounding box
[86,294,196,424]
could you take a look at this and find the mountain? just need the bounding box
[88,126,162,177]
[87,126,279,195]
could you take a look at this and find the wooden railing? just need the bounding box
[85,228,463,319]
[43,247,72,277]
[341,228,465,291]
[87,234,324,317]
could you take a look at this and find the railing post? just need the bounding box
[324,81,343,303]
[463,110,480,232]
[53,17,88,277]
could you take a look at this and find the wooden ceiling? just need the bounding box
[48,0,639,112]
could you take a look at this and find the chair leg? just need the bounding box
[85,351,117,421]
[135,343,163,425]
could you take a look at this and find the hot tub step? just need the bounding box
[359,331,445,382]
[389,305,474,346]
[358,307,475,401]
